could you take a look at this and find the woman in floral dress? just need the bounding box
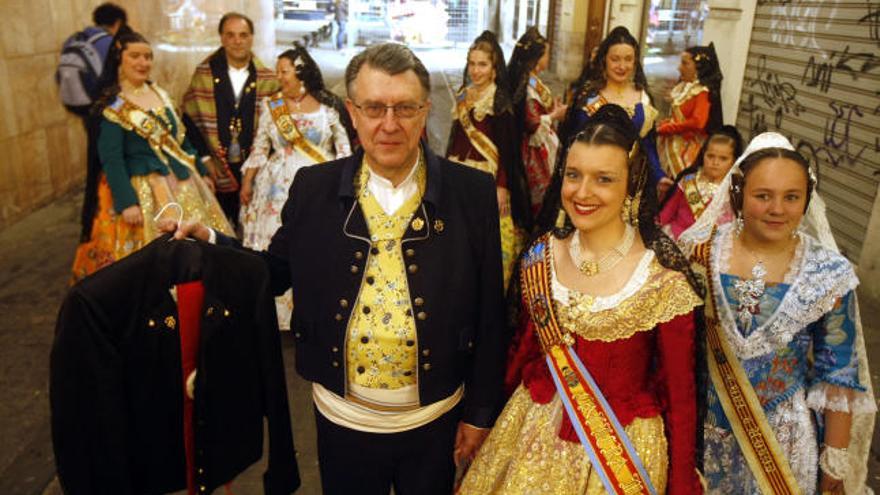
[239,43,353,328]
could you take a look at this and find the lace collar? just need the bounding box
[670,80,708,107]
[710,223,859,359]
[548,237,701,342]
[455,82,496,122]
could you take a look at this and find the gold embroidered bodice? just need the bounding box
[550,238,701,342]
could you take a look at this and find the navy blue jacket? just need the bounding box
[226,144,508,428]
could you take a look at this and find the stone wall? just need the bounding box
[550,0,588,83]
[0,0,275,231]
[0,0,91,229]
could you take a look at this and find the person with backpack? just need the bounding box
[56,3,127,119]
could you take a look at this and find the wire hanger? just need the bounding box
[153,202,193,241]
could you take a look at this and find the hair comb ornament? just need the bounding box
[628,140,640,160]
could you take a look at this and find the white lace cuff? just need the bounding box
[819,445,851,480]
[239,155,265,172]
[806,382,877,414]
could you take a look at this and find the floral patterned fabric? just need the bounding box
[345,161,426,392]
[657,81,710,178]
[71,176,143,283]
[659,171,719,240]
[239,98,351,329]
[447,84,524,290]
[521,75,559,215]
[703,225,870,494]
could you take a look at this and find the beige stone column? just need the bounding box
[551,0,588,82]
[606,0,643,37]
[701,0,758,125]
[0,0,92,228]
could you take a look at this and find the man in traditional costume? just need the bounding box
[182,12,280,227]
[167,42,507,495]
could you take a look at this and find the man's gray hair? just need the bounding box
[345,43,431,99]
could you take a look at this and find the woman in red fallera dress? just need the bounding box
[657,43,724,178]
[459,105,704,494]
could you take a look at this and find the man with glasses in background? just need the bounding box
[167,42,507,495]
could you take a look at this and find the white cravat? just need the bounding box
[365,155,421,215]
[228,65,249,101]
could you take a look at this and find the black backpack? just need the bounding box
[56,30,111,116]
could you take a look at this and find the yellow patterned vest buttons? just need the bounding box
[346,161,427,390]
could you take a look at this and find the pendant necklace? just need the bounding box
[568,224,635,277]
[731,254,766,333]
[696,170,719,202]
[731,237,794,332]
[289,86,307,112]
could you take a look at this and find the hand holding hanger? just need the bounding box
[154,203,206,242]
[156,216,212,243]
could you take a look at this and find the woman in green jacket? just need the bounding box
[72,31,232,282]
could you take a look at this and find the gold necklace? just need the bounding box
[288,89,307,111]
[568,224,635,277]
[127,82,147,96]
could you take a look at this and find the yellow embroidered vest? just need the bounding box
[346,161,426,389]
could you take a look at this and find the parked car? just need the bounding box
[282,0,333,20]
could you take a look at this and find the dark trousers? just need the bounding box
[315,405,460,495]
[216,163,242,228]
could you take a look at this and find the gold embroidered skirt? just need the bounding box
[499,213,525,291]
[658,132,705,178]
[459,384,668,494]
[72,173,234,283]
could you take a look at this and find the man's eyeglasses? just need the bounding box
[351,102,425,119]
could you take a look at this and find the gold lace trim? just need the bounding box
[670,80,708,108]
[455,82,496,122]
[555,257,702,342]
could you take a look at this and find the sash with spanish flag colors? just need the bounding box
[520,235,657,495]
[692,234,802,495]
[268,93,332,165]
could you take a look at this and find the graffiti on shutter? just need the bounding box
[736,1,880,261]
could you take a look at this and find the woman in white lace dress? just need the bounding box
[680,132,875,495]
[239,44,353,329]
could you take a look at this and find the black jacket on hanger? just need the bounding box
[50,236,300,495]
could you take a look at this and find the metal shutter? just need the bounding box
[735,1,880,261]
